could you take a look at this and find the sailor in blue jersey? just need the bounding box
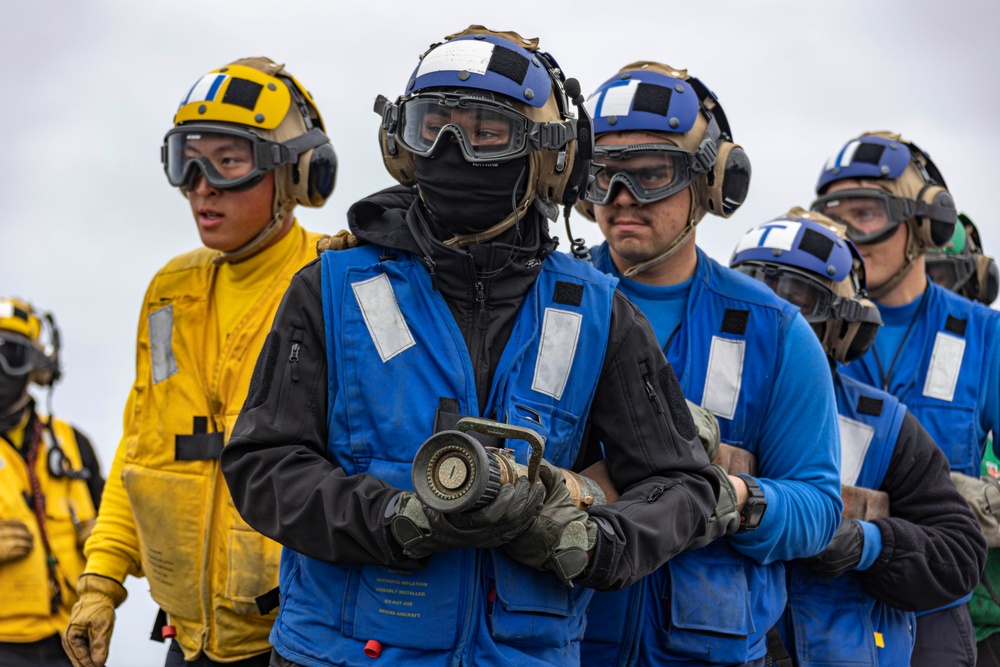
[731,209,984,667]
[574,61,842,667]
[813,131,1000,667]
[220,28,717,667]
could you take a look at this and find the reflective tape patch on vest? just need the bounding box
[838,414,875,486]
[149,305,179,384]
[532,308,582,400]
[352,273,416,363]
[923,331,966,402]
[701,336,745,420]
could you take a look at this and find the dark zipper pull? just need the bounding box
[475,281,487,329]
[646,485,666,503]
[289,343,301,382]
[644,379,664,415]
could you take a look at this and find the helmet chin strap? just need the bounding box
[212,200,295,265]
[621,189,704,279]
[866,221,922,300]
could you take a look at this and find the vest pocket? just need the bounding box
[123,464,206,621]
[508,395,581,469]
[907,401,978,475]
[226,525,281,615]
[486,550,591,648]
[657,542,752,664]
[787,569,876,666]
[349,553,465,651]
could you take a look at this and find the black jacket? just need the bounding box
[861,410,986,610]
[221,186,717,591]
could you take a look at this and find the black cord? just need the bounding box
[873,291,927,391]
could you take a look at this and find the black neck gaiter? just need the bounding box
[413,142,528,235]
[0,374,29,433]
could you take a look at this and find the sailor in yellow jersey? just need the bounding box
[62,57,337,667]
[0,297,104,667]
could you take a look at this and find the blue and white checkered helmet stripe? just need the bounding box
[181,73,229,108]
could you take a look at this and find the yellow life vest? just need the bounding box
[85,223,321,661]
[0,414,95,642]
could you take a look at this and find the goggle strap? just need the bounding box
[527,120,577,151]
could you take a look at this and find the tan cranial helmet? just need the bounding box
[575,61,751,276]
[812,130,957,298]
[165,57,337,263]
[374,25,591,247]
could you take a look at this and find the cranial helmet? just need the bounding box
[375,25,591,246]
[926,212,999,305]
[0,298,61,387]
[163,57,337,263]
[812,131,956,298]
[575,62,751,275]
[729,208,883,364]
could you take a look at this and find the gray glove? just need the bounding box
[803,519,865,577]
[390,475,544,559]
[0,519,33,564]
[685,464,741,550]
[950,471,1000,547]
[686,399,720,461]
[502,460,597,584]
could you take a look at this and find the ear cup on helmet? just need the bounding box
[306,143,338,206]
[705,142,750,218]
[918,185,957,247]
[979,254,999,305]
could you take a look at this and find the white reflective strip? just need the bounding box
[148,305,179,384]
[824,152,838,172]
[531,308,582,400]
[0,302,12,319]
[701,337,745,420]
[923,331,966,402]
[838,415,875,486]
[416,41,494,77]
[352,274,415,364]
[595,80,639,117]
[734,220,802,254]
[838,140,861,168]
[185,73,227,104]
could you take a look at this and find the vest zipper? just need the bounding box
[273,342,300,428]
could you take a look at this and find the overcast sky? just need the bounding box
[2,2,998,664]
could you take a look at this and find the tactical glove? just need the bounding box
[502,460,597,584]
[685,464,741,550]
[62,574,128,667]
[686,399,720,462]
[803,519,865,578]
[950,471,1000,547]
[0,519,33,563]
[390,475,544,560]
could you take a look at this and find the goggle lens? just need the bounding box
[586,146,693,205]
[164,130,265,191]
[733,265,831,322]
[398,97,528,161]
[0,335,35,376]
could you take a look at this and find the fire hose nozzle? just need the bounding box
[411,417,607,514]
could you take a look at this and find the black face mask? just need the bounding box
[413,142,528,235]
[0,373,28,430]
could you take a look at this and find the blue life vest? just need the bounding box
[271,245,616,667]
[841,281,1000,476]
[780,373,914,667]
[584,245,803,666]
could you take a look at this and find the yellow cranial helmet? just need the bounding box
[0,298,60,385]
[163,57,337,262]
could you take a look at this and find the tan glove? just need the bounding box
[62,574,128,667]
[686,399,721,461]
[316,229,361,255]
[0,519,34,563]
[950,471,1000,547]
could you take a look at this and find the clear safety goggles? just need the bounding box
[162,123,327,191]
[390,93,574,163]
[585,144,713,206]
[733,263,869,325]
[926,254,978,293]
[810,189,918,245]
[0,332,43,377]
